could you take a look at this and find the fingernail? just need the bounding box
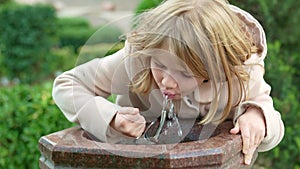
[245,156,251,165]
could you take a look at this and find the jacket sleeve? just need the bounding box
[234,64,285,152]
[52,46,131,143]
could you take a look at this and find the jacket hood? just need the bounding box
[229,4,267,60]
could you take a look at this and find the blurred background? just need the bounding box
[0,0,299,168]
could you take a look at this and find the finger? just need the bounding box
[115,114,146,137]
[241,127,250,155]
[230,122,240,134]
[244,135,256,165]
[129,118,146,137]
[136,122,146,137]
[135,114,146,124]
[117,107,142,122]
[254,133,263,148]
[118,113,145,124]
[118,107,139,115]
[244,152,253,165]
[245,134,264,165]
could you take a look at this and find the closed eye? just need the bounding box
[153,60,166,69]
[181,71,194,78]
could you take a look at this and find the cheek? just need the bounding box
[151,68,162,83]
[177,78,198,92]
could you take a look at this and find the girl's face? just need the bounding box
[150,55,205,100]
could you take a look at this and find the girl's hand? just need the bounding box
[110,107,146,138]
[230,107,266,165]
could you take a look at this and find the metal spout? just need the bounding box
[135,94,183,144]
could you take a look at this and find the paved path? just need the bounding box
[16,0,140,32]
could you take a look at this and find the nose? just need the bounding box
[161,73,177,89]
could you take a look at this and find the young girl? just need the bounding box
[52,0,284,165]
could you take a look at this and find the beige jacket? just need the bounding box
[52,5,284,152]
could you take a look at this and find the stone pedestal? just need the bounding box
[38,121,257,169]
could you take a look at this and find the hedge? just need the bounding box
[57,17,123,53]
[0,83,75,169]
[0,3,57,84]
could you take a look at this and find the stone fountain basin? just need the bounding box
[38,121,257,169]
[83,118,221,145]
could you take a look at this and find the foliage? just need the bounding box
[259,42,300,169]
[0,3,57,84]
[48,46,77,73]
[77,42,124,66]
[57,17,123,53]
[56,17,95,52]
[0,0,11,4]
[256,90,300,169]
[0,83,74,169]
[86,25,123,45]
[57,17,90,28]
[264,42,296,99]
[134,0,163,14]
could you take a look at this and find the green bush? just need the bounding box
[264,42,296,99]
[57,17,123,53]
[56,17,95,52]
[86,25,123,45]
[256,91,300,169]
[77,42,124,65]
[135,0,163,14]
[0,48,4,77]
[0,0,11,4]
[0,83,74,169]
[0,3,57,84]
[57,17,90,28]
[47,46,77,73]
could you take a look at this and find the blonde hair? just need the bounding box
[127,0,258,124]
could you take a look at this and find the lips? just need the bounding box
[163,91,176,99]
